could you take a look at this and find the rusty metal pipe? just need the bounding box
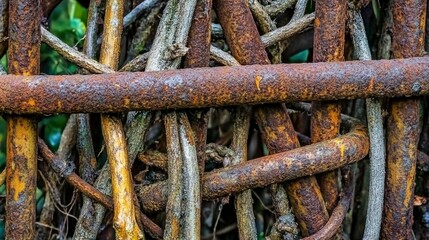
[381,1,426,239]
[136,116,369,212]
[311,0,347,217]
[6,0,40,238]
[302,166,354,240]
[0,57,427,114]
[213,0,328,235]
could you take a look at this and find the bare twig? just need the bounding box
[263,0,297,17]
[178,112,201,239]
[163,112,183,239]
[210,13,315,65]
[123,0,163,28]
[121,52,149,72]
[210,45,240,66]
[261,13,314,47]
[290,0,308,22]
[231,106,257,239]
[37,138,164,239]
[349,6,385,240]
[248,0,282,63]
[145,0,197,71]
[248,0,276,34]
[41,27,114,74]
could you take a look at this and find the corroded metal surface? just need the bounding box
[213,0,328,234]
[184,0,212,176]
[6,117,38,239]
[8,1,40,75]
[381,1,426,239]
[312,0,347,215]
[302,167,354,240]
[383,99,421,239]
[184,0,212,68]
[0,0,7,58]
[0,57,427,114]
[137,117,369,212]
[6,0,40,239]
[391,0,426,59]
[255,105,329,236]
[285,177,328,236]
[213,0,270,65]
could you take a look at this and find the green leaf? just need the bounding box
[40,115,68,151]
[0,184,5,196]
[36,195,45,213]
[0,219,4,239]
[288,49,309,63]
[372,0,381,24]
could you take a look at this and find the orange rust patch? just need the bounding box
[124,98,130,107]
[255,75,262,91]
[27,98,36,107]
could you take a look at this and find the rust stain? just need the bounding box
[27,98,35,107]
[255,75,262,91]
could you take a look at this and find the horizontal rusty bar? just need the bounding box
[136,116,368,212]
[1,57,428,114]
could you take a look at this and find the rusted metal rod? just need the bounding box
[311,0,347,216]
[302,167,354,240]
[6,0,40,239]
[213,0,326,235]
[137,116,369,212]
[0,57,427,114]
[381,1,426,239]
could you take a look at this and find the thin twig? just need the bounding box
[349,7,386,240]
[290,0,308,22]
[210,45,240,66]
[231,106,257,239]
[37,138,164,239]
[178,112,201,239]
[261,12,315,47]
[41,27,114,74]
[248,0,276,34]
[211,13,314,65]
[163,112,183,239]
[123,0,162,28]
[248,0,282,63]
[120,52,149,72]
[145,0,197,71]
[263,0,297,17]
